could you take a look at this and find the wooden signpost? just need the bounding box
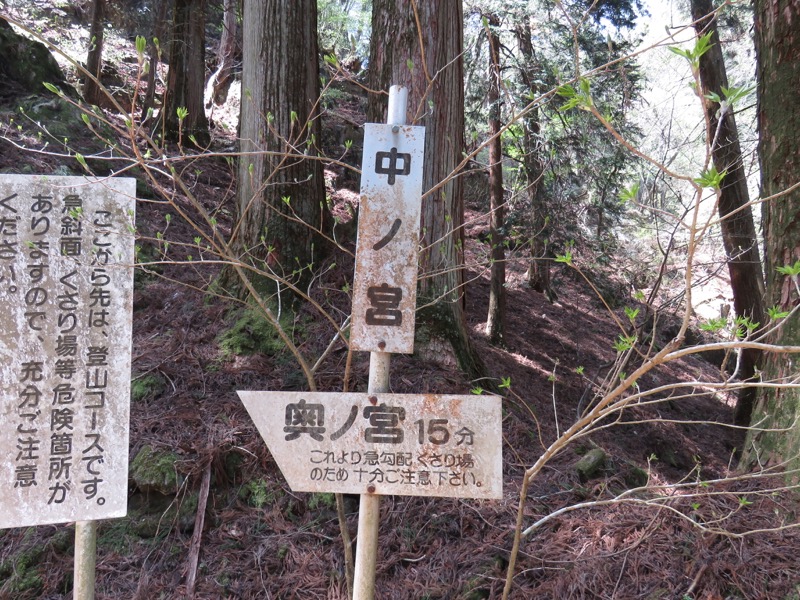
[239,87,503,600]
[0,175,136,599]
[238,391,502,499]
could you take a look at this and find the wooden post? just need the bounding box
[74,520,97,600]
[352,85,408,600]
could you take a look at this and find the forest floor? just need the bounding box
[1,5,800,599]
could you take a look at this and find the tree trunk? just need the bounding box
[485,15,506,345]
[232,0,325,300]
[143,0,169,119]
[368,0,486,380]
[82,0,105,106]
[160,0,209,146]
[515,23,555,302]
[691,0,766,427]
[742,0,800,477]
[205,0,237,107]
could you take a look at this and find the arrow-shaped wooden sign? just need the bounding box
[238,391,503,500]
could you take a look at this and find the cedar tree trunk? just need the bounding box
[368,0,486,380]
[485,14,506,345]
[742,0,800,478]
[161,0,210,146]
[233,0,325,299]
[691,0,766,427]
[516,22,554,301]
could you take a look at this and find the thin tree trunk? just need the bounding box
[743,0,800,475]
[515,23,555,301]
[143,0,170,118]
[691,0,766,427]
[368,0,486,380]
[485,15,505,345]
[205,0,237,107]
[82,0,105,106]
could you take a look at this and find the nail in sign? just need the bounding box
[351,123,425,354]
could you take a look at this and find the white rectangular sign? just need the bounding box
[350,123,425,354]
[238,391,502,499]
[0,175,136,528]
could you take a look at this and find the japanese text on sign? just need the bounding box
[350,123,425,354]
[0,175,136,529]
[239,391,503,499]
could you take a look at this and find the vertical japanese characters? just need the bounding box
[350,124,425,354]
[0,176,135,529]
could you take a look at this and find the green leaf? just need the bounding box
[668,46,692,60]
[734,315,759,338]
[556,84,576,98]
[554,250,573,265]
[499,376,511,389]
[81,113,91,126]
[624,306,640,323]
[776,260,800,276]
[135,35,147,60]
[176,106,189,121]
[694,31,714,61]
[75,153,88,171]
[619,182,640,203]
[694,165,726,189]
[613,334,637,352]
[470,387,484,395]
[721,84,754,106]
[42,82,61,95]
[767,305,790,320]
[699,317,727,332]
[406,58,415,72]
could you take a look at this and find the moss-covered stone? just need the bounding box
[129,444,182,495]
[218,305,295,357]
[0,527,51,596]
[0,18,73,99]
[574,448,607,481]
[130,373,166,403]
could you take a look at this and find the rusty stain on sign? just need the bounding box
[238,391,503,499]
[0,175,136,529]
[350,123,425,354]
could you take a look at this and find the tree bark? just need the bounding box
[368,0,486,380]
[515,23,555,302]
[160,0,209,146]
[142,0,169,119]
[485,15,506,345]
[232,0,325,299]
[691,0,766,427]
[742,0,800,476]
[82,0,105,106]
